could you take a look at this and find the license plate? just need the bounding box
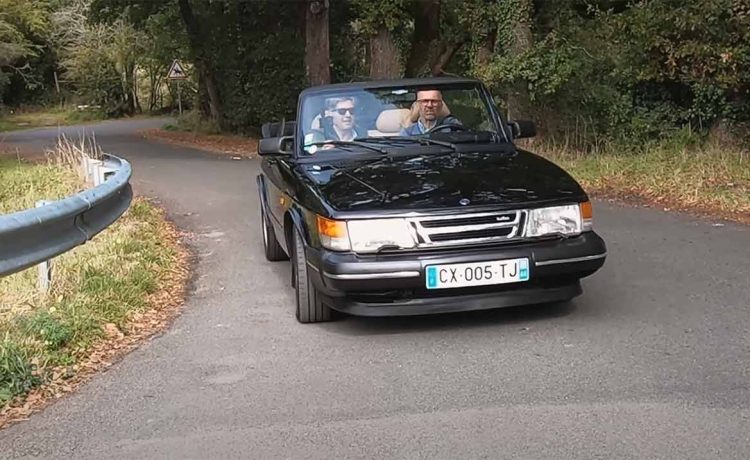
[425,258,530,289]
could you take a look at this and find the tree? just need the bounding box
[505,0,534,119]
[140,8,189,112]
[50,0,146,116]
[403,0,440,77]
[177,0,223,126]
[305,0,330,85]
[0,0,50,105]
[0,17,35,99]
[353,0,406,79]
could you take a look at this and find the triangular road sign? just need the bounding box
[167,59,187,80]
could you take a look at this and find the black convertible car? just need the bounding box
[256,77,606,323]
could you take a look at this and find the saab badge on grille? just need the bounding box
[459,198,470,206]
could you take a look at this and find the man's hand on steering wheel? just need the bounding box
[425,123,469,134]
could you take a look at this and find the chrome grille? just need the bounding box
[407,211,522,248]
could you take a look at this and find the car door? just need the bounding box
[261,156,294,249]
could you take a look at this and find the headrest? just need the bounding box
[376,108,411,133]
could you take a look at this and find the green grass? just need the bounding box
[0,157,84,214]
[0,153,181,406]
[535,139,750,221]
[0,107,107,133]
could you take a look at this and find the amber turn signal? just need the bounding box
[580,200,593,220]
[317,215,347,238]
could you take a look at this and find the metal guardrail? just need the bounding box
[0,154,133,277]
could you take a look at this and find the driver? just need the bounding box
[400,89,462,136]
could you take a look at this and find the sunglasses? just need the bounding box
[334,108,354,115]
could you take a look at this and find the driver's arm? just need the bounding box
[446,114,463,126]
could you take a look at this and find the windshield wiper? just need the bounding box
[358,136,457,151]
[306,140,388,154]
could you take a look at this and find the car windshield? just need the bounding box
[299,83,500,155]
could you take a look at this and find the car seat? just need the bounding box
[367,108,411,137]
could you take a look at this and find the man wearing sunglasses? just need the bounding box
[304,96,365,152]
[400,89,462,136]
[316,97,362,141]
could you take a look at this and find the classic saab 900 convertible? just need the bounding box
[256,77,606,323]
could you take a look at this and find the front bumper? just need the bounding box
[306,232,606,317]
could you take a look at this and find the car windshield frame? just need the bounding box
[294,80,509,159]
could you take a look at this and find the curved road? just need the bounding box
[1,120,749,459]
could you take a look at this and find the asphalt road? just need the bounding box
[1,120,749,459]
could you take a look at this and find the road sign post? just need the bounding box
[177,80,182,115]
[167,59,188,115]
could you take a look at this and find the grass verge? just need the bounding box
[0,146,188,427]
[139,109,258,157]
[534,139,750,224]
[0,107,107,133]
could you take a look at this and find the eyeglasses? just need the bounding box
[418,99,442,106]
[334,108,354,115]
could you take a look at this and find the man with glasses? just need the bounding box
[400,89,462,136]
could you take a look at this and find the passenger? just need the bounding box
[400,89,461,136]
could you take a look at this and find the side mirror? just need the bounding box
[258,136,294,156]
[509,120,536,139]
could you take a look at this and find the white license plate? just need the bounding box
[425,258,530,289]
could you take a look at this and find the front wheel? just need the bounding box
[292,230,332,323]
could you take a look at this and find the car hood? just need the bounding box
[300,146,586,213]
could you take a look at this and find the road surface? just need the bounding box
[1,119,749,459]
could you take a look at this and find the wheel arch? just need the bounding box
[284,205,309,254]
[256,173,270,213]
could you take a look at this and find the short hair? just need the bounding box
[416,89,443,100]
[325,96,355,111]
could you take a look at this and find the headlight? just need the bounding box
[317,215,351,251]
[347,219,416,253]
[316,216,417,253]
[525,202,593,237]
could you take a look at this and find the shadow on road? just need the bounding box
[324,300,577,336]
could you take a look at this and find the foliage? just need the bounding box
[467,0,750,149]
[0,106,104,132]
[51,1,148,116]
[2,0,749,148]
[536,133,750,224]
[0,0,52,104]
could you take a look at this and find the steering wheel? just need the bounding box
[425,123,469,134]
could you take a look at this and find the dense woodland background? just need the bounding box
[1,0,749,150]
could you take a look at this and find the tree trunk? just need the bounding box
[430,41,464,76]
[305,0,330,86]
[132,65,142,113]
[475,29,497,68]
[178,0,223,125]
[404,0,440,77]
[506,0,533,120]
[123,66,136,116]
[369,27,401,79]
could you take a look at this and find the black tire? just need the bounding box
[261,205,288,261]
[292,230,332,323]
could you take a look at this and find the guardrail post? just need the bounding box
[35,200,53,293]
[84,157,104,186]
